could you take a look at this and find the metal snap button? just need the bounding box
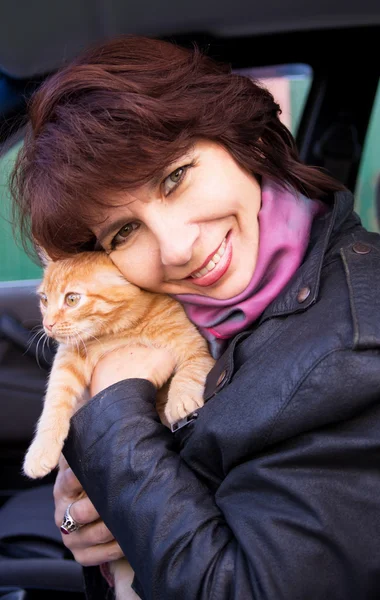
[216,370,227,387]
[352,242,371,255]
[297,286,311,303]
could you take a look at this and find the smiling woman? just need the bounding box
[11,37,340,262]
[9,35,380,600]
[92,141,262,299]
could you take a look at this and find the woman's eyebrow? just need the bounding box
[153,151,196,186]
[96,216,132,247]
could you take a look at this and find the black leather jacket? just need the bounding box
[64,190,380,599]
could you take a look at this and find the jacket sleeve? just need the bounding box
[63,370,380,600]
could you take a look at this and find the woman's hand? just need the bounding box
[53,456,123,566]
[90,345,176,397]
[54,347,175,565]
[55,347,175,564]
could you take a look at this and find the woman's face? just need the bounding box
[94,140,261,299]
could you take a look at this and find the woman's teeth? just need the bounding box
[191,238,227,278]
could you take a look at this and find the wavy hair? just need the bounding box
[11,36,344,259]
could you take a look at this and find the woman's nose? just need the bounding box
[154,220,199,267]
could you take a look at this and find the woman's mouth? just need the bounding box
[187,232,232,287]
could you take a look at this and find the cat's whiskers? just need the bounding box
[27,325,46,343]
[29,324,44,335]
[75,331,88,359]
[25,327,45,354]
[42,334,53,365]
[79,327,105,351]
[73,335,82,358]
[65,333,80,357]
[65,330,88,359]
[33,330,47,369]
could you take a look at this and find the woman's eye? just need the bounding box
[65,293,80,307]
[163,166,187,195]
[118,223,138,239]
[111,222,140,249]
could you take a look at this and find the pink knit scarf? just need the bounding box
[174,179,325,357]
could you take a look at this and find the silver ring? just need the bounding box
[60,502,82,534]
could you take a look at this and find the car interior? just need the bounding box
[0,0,379,597]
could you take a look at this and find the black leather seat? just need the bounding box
[0,485,84,597]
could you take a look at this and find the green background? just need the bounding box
[0,143,42,281]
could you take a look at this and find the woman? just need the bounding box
[12,36,380,599]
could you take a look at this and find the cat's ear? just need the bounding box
[36,245,53,267]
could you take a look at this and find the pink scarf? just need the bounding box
[174,179,326,357]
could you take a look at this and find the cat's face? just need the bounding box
[38,252,139,344]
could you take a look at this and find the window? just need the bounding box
[235,64,313,135]
[354,79,380,233]
[238,65,380,234]
[0,143,42,281]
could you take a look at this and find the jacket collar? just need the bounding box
[192,189,357,425]
[258,189,356,324]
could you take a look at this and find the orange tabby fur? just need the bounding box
[23,251,215,600]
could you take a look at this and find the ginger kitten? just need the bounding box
[24,251,214,599]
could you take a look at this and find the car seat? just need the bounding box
[0,485,84,598]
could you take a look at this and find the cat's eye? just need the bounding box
[65,293,80,307]
[39,293,48,307]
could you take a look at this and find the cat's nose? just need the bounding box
[44,321,56,331]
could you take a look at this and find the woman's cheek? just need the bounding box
[111,248,162,290]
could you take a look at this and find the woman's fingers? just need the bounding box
[73,539,124,567]
[66,494,100,526]
[52,459,121,566]
[54,465,83,504]
[61,519,116,556]
[56,507,120,566]
[73,519,115,547]
[54,463,99,530]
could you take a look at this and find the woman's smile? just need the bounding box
[95,140,261,300]
[185,231,232,287]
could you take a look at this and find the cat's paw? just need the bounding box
[111,559,140,599]
[164,394,204,425]
[23,438,61,479]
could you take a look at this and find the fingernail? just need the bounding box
[60,527,70,535]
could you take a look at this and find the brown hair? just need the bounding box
[11,36,344,260]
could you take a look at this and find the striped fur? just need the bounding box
[22,251,215,599]
[24,251,215,479]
